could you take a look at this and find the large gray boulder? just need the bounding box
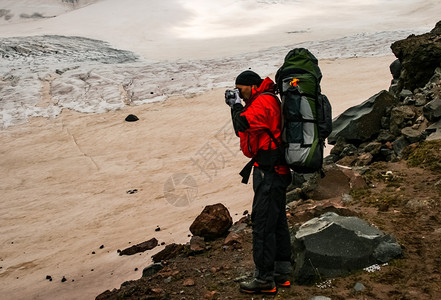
[291,212,402,284]
[328,91,398,145]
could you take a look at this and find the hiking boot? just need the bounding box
[275,274,291,288]
[239,278,277,295]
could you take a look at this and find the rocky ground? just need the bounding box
[95,22,441,300]
[95,145,441,300]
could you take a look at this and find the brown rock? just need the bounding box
[183,278,195,286]
[341,168,368,190]
[224,232,242,246]
[190,236,205,252]
[158,268,180,278]
[151,288,164,294]
[189,203,232,240]
[336,155,358,167]
[288,197,358,224]
[152,243,185,263]
[306,164,368,200]
[355,152,373,166]
[204,290,219,299]
[310,165,350,199]
[119,238,158,256]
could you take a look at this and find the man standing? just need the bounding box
[225,70,292,295]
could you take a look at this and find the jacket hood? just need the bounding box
[256,77,276,94]
[244,77,276,107]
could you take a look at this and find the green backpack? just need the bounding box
[275,48,332,173]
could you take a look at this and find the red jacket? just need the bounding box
[232,77,289,175]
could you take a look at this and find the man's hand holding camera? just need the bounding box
[225,88,241,107]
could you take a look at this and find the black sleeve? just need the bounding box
[231,103,250,136]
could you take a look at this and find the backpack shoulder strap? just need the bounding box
[260,92,281,104]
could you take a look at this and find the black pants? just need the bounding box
[251,166,292,282]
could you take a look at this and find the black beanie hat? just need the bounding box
[235,70,263,87]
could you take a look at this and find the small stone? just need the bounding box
[243,210,249,215]
[151,288,163,294]
[233,275,248,282]
[204,290,219,299]
[142,263,163,278]
[354,282,366,292]
[134,268,138,271]
[92,251,95,254]
[125,114,139,122]
[155,226,161,232]
[341,193,353,203]
[164,276,172,283]
[183,278,195,286]
[224,232,242,246]
[100,245,104,249]
[61,276,67,283]
[46,275,52,281]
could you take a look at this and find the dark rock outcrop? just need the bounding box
[328,91,398,145]
[189,203,232,240]
[391,21,441,92]
[328,22,441,167]
[291,212,402,284]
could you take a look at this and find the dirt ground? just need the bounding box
[96,141,441,300]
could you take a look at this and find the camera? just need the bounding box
[225,88,240,100]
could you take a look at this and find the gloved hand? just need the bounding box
[225,89,241,107]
